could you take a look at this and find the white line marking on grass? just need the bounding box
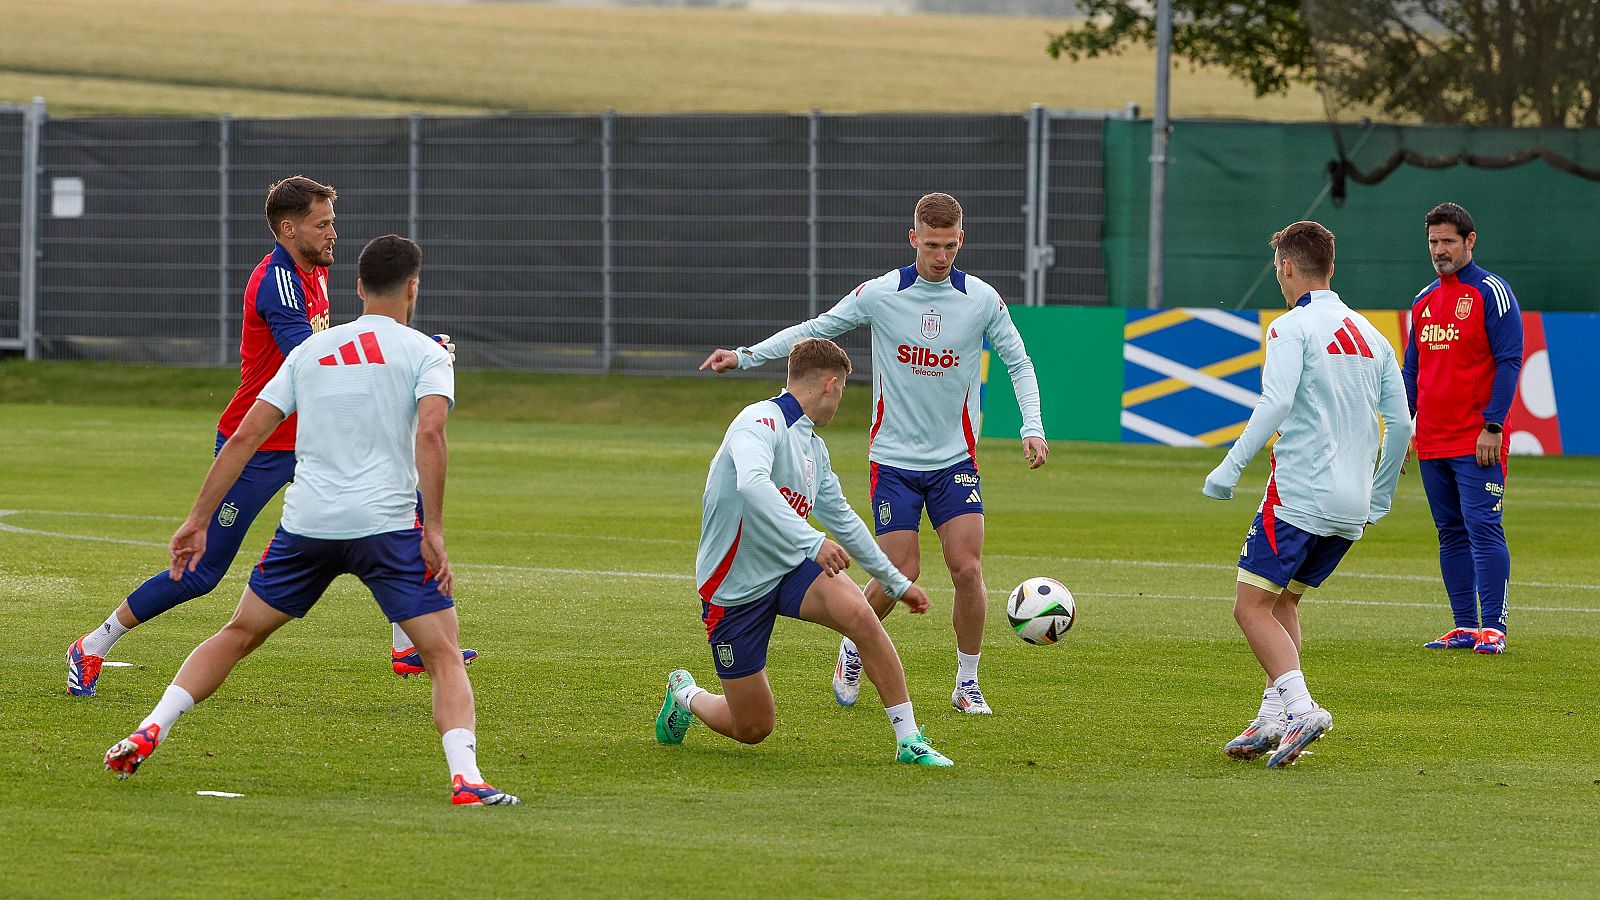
[6,510,1598,597]
[1080,591,1600,615]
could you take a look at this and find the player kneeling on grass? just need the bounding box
[657,338,952,766]
[1202,221,1410,769]
[104,235,517,806]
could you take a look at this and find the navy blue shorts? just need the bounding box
[248,526,454,623]
[869,459,983,535]
[1237,509,1353,594]
[701,558,823,680]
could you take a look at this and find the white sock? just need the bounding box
[840,636,858,657]
[885,701,918,741]
[1273,669,1316,718]
[1256,686,1284,721]
[138,684,195,737]
[81,612,132,657]
[392,622,414,653]
[956,650,980,685]
[674,683,708,713]
[442,728,484,783]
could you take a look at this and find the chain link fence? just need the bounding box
[5,103,1127,373]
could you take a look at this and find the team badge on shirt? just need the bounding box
[1455,296,1473,320]
[878,500,892,526]
[921,311,941,340]
[716,643,735,669]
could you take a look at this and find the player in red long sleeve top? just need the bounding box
[1402,203,1522,655]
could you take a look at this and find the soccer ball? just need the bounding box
[1006,577,1075,645]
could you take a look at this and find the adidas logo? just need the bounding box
[1421,306,1432,318]
[1324,317,1375,358]
[318,331,387,367]
[965,489,981,504]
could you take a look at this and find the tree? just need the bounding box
[1046,1,1600,128]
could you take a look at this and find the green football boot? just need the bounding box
[655,669,697,745]
[895,730,954,767]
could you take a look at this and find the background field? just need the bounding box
[3,363,1598,896]
[0,0,1326,118]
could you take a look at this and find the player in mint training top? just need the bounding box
[65,177,470,697]
[104,235,518,806]
[1403,202,1522,655]
[1202,221,1411,769]
[658,338,952,766]
[701,193,1047,717]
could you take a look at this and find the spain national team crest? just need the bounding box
[921,311,941,340]
[1455,295,1473,320]
[878,500,892,526]
[217,502,239,528]
[804,457,815,484]
[715,643,735,669]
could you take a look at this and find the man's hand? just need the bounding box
[699,349,739,373]
[814,539,851,576]
[1202,465,1235,501]
[1022,436,1049,470]
[422,529,453,596]
[431,334,456,365]
[168,517,208,581]
[1401,438,1415,475]
[1476,427,1502,468]
[898,583,930,614]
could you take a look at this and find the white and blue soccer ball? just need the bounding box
[1006,577,1076,645]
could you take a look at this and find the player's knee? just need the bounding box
[947,557,983,590]
[731,718,774,744]
[839,599,883,641]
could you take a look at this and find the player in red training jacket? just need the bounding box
[67,177,471,695]
[1402,202,1523,655]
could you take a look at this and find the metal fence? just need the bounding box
[4,102,1129,374]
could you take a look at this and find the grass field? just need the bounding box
[3,362,1599,896]
[0,0,1326,118]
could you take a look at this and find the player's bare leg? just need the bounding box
[839,531,919,706]
[862,530,921,620]
[398,607,518,805]
[936,513,991,714]
[105,588,290,778]
[689,670,777,745]
[1233,580,1331,767]
[1228,586,1302,759]
[802,572,951,766]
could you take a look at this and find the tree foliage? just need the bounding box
[1046,1,1600,128]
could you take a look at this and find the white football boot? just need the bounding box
[951,680,993,715]
[832,639,863,707]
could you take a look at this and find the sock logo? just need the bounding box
[103,624,112,634]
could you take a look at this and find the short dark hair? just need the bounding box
[1270,220,1336,279]
[358,235,422,296]
[264,175,337,237]
[788,338,852,381]
[1425,202,1475,238]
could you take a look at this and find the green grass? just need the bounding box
[0,0,1327,118]
[4,364,1600,896]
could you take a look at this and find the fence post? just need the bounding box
[19,97,44,360]
[1033,107,1053,306]
[217,115,231,366]
[408,112,420,243]
[808,108,820,319]
[1023,104,1039,307]
[600,109,615,371]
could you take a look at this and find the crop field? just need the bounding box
[0,0,1326,118]
[2,363,1597,896]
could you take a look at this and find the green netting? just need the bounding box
[1103,119,1600,311]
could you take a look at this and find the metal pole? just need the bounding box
[807,108,820,319]
[408,112,420,242]
[1023,104,1039,307]
[1147,0,1172,310]
[217,115,231,366]
[19,97,44,361]
[600,109,615,371]
[1034,107,1053,306]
